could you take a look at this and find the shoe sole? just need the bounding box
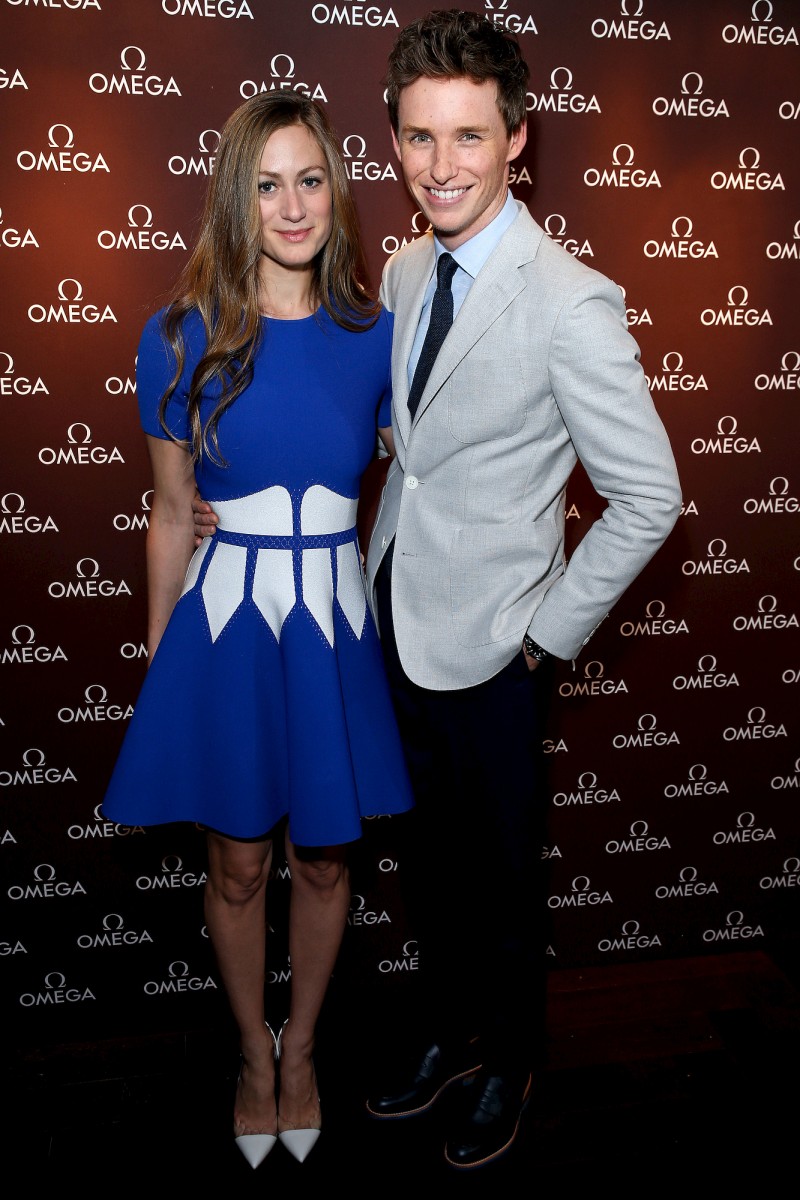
[443,1076,532,1170]
[365,1062,482,1120]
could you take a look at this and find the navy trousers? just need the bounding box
[375,547,553,1076]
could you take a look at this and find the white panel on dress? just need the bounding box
[336,541,367,639]
[303,547,335,646]
[180,537,211,597]
[252,549,296,640]
[202,542,247,642]
[300,485,357,535]
[215,485,293,535]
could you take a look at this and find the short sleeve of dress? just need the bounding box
[136,310,191,443]
[376,308,394,429]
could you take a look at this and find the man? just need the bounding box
[362,8,680,1171]
[195,9,681,1170]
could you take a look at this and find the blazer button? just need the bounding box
[406,475,419,490]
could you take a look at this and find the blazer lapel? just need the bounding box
[392,238,436,445]
[411,207,543,427]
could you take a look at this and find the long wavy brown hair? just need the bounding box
[158,92,379,464]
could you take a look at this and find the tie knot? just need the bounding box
[436,252,458,291]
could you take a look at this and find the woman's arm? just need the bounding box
[144,434,197,662]
[378,424,395,458]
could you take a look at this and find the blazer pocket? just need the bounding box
[447,356,527,443]
[449,518,560,648]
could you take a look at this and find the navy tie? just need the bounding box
[407,252,459,420]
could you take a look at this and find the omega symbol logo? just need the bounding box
[83,685,108,704]
[11,626,35,644]
[781,351,800,371]
[751,0,773,22]
[270,54,295,78]
[198,129,221,153]
[119,47,147,72]
[725,911,745,926]
[637,714,658,731]
[76,558,100,578]
[737,813,756,827]
[747,707,766,724]
[783,858,800,873]
[402,940,418,956]
[33,863,57,881]
[67,423,91,444]
[688,764,708,780]
[411,211,432,233]
[645,600,667,618]
[92,803,105,820]
[680,73,703,95]
[727,285,749,307]
[102,914,125,931]
[577,772,598,788]
[671,216,693,238]
[571,876,591,891]
[351,894,366,910]
[620,0,644,15]
[769,477,789,495]
[484,2,510,11]
[697,654,718,672]
[621,920,642,936]
[1,351,14,372]
[1,493,25,513]
[717,416,738,435]
[661,351,684,372]
[48,124,74,148]
[611,144,635,165]
[141,489,153,510]
[738,147,760,169]
[544,214,567,236]
[583,661,604,679]
[757,595,778,612]
[706,539,728,557]
[58,279,83,302]
[168,961,189,977]
[23,749,46,767]
[44,972,67,989]
[127,205,153,228]
[629,820,650,836]
[549,68,573,91]
[678,867,699,882]
[161,855,183,873]
[342,135,367,159]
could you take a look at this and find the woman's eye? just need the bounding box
[258,180,275,195]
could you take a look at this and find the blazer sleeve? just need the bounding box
[527,275,682,660]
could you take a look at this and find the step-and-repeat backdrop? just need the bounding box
[1,0,797,1042]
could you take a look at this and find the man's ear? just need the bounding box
[507,119,528,165]
[391,125,402,162]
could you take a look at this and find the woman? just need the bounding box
[102,92,413,1169]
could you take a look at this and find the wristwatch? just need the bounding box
[523,634,549,662]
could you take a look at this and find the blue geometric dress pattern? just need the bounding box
[102,305,413,845]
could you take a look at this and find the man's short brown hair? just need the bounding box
[385,8,530,135]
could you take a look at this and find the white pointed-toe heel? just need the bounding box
[278,1126,321,1163]
[235,1131,278,1169]
[234,1023,280,1169]
[276,1019,321,1163]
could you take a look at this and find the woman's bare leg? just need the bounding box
[278,837,350,1132]
[204,830,276,1136]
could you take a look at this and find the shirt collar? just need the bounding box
[432,190,519,280]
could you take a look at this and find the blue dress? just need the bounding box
[102,305,413,845]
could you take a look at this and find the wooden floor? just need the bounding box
[6,948,799,1189]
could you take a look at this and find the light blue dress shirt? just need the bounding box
[407,190,520,389]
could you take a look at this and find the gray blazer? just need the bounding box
[366,202,681,690]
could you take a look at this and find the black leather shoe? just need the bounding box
[444,1071,532,1169]
[366,1039,482,1119]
